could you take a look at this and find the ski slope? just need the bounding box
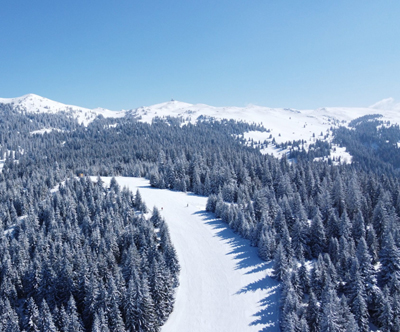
[107,177,280,332]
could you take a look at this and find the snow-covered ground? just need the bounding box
[30,127,63,135]
[314,144,353,165]
[101,177,280,332]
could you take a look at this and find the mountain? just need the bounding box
[2,93,399,134]
[2,93,399,161]
[129,98,400,161]
[130,99,400,144]
[0,93,125,125]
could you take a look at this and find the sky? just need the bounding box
[0,1,399,110]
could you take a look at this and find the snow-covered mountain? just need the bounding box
[2,93,399,136]
[0,94,125,125]
[129,98,400,161]
[130,98,400,144]
[2,93,399,160]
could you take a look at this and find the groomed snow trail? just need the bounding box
[108,177,280,332]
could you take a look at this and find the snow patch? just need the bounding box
[30,128,63,135]
[313,144,352,165]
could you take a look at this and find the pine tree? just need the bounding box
[123,277,139,332]
[356,237,376,295]
[366,225,379,264]
[352,210,366,243]
[310,209,326,258]
[39,300,59,332]
[291,217,309,260]
[378,287,394,332]
[24,297,40,332]
[306,291,320,332]
[319,284,341,332]
[379,232,400,287]
[273,243,289,281]
[338,295,359,332]
[134,189,147,213]
[91,309,110,332]
[66,296,84,332]
[137,274,158,332]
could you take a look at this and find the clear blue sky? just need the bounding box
[1,1,399,110]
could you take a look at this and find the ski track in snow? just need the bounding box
[105,177,280,332]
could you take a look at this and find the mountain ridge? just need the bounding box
[2,93,400,154]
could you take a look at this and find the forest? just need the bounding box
[1,102,400,331]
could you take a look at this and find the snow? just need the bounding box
[3,94,400,136]
[100,177,280,332]
[3,94,400,134]
[370,97,400,111]
[260,145,290,159]
[243,131,271,143]
[0,93,125,125]
[129,97,400,162]
[3,93,400,161]
[30,128,63,135]
[313,144,352,165]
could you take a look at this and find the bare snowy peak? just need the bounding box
[370,97,400,111]
[0,94,125,125]
[0,93,49,107]
[150,100,193,110]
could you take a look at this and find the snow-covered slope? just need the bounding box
[104,177,280,332]
[131,98,399,140]
[2,93,399,160]
[130,98,400,161]
[0,94,125,125]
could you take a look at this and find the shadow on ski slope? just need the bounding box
[194,210,280,331]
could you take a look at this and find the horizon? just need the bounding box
[1,1,399,110]
[1,92,399,112]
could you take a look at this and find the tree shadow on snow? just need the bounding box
[193,210,268,271]
[250,285,281,332]
[193,210,280,332]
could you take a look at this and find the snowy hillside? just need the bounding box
[2,93,400,160]
[129,98,400,161]
[130,98,400,143]
[0,94,125,125]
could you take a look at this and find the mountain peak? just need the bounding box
[370,97,400,111]
[20,93,42,99]
[0,93,123,125]
[148,100,193,110]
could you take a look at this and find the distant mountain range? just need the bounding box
[1,93,399,158]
